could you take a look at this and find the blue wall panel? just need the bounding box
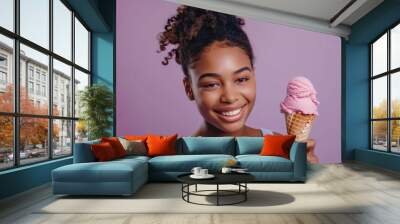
[344,0,400,171]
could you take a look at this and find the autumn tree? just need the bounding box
[372,99,400,143]
[0,84,59,152]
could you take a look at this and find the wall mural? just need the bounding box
[116,0,341,163]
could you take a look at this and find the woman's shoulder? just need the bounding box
[260,128,274,135]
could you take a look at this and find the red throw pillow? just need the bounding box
[101,137,127,158]
[259,135,296,159]
[91,142,117,161]
[146,134,178,157]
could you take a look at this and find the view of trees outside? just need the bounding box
[372,99,400,152]
[0,0,90,170]
[0,85,64,168]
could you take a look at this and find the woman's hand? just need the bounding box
[306,138,319,163]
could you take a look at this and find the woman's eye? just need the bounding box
[204,83,219,89]
[236,77,249,84]
[200,83,220,89]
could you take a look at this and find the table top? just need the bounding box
[177,172,255,185]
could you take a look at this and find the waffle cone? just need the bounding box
[285,113,316,142]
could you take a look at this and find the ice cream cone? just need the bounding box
[285,112,316,142]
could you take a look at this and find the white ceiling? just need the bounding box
[167,0,384,39]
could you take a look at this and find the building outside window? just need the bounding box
[42,85,46,97]
[28,66,34,79]
[0,0,91,170]
[0,55,6,67]
[370,22,400,154]
[35,70,40,81]
[28,81,34,94]
[0,55,7,90]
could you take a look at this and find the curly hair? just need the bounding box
[157,6,254,77]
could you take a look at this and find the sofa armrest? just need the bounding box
[289,142,307,181]
[73,140,100,163]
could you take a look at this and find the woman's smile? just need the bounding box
[214,104,247,123]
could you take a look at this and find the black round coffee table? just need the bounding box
[177,173,255,206]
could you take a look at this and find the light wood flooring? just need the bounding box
[1,162,400,224]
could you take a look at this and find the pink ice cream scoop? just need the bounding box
[280,76,319,115]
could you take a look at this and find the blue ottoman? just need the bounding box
[52,156,148,196]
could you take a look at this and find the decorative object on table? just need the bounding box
[222,167,248,174]
[191,167,202,176]
[79,84,114,140]
[221,167,232,173]
[190,167,213,179]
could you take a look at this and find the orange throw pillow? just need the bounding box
[125,135,148,141]
[101,137,127,158]
[146,134,178,157]
[259,135,296,159]
[91,142,117,161]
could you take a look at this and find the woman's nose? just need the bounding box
[220,84,238,104]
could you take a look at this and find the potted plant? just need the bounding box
[79,84,113,140]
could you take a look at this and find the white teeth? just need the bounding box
[221,108,241,116]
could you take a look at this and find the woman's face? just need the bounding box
[185,41,256,134]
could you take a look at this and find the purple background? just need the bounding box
[116,0,341,163]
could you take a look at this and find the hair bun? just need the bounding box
[158,5,253,76]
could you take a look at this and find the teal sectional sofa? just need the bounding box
[52,137,307,196]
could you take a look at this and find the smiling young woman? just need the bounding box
[186,41,259,137]
[157,6,262,137]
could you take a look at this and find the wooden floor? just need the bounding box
[1,162,400,224]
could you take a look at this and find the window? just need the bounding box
[371,23,400,154]
[35,83,40,95]
[28,81,34,94]
[0,55,7,86]
[28,67,34,80]
[42,85,46,97]
[0,0,91,170]
[0,0,14,32]
[0,55,7,67]
[35,70,40,81]
[0,71,6,85]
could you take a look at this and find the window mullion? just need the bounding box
[13,0,20,167]
[370,45,373,149]
[49,0,53,160]
[71,10,76,155]
[388,30,391,152]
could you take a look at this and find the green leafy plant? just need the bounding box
[79,84,113,140]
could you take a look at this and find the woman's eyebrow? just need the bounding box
[198,73,220,82]
[198,66,252,81]
[233,66,252,75]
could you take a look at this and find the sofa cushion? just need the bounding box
[101,137,127,158]
[259,135,295,159]
[147,134,178,157]
[73,139,100,163]
[91,142,118,161]
[179,137,235,155]
[236,155,293,172]
[148,154,235,172]
[52,158,147,183]
[235,137,264,155]
[118,138,147,156]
